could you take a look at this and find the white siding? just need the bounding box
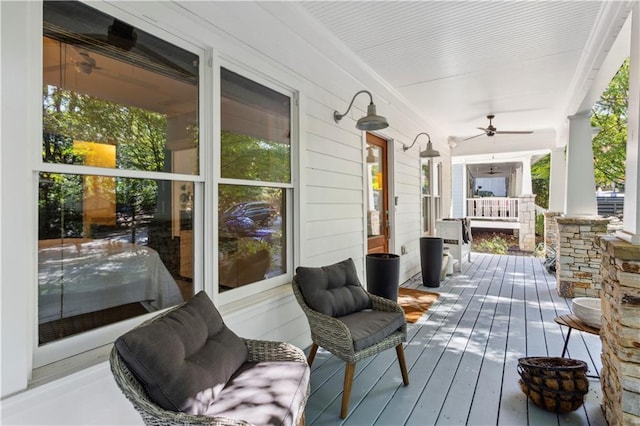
[0,1,448,423]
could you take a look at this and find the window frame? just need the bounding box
[34,1,207,369]
[422,158,443,234]
[213,61,297,305]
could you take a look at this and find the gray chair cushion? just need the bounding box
[199,361,310,425]
[114,291,249,412]
[296,258,371,317]
[338,310,405,351]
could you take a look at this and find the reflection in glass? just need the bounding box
[218,185,285,292]
[37,173,193,344]
[367,144,383,237]
[221,68,291,183]
[42,1,199,174]
[422,161,431,196]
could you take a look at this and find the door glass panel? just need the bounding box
[366,144,383,238]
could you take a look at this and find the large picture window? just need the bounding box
[40,1,199,347]
[219,68,292,293]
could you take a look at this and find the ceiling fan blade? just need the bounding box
[463,133,486,141]
[476,127,489,132]
[494,130,534,134]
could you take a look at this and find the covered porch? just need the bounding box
[306,252,604,425]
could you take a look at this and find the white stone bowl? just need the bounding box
[571,297,602,328]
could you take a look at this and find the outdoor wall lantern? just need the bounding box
[334,90,389,131]
[403,132,440,158]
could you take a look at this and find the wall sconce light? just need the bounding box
[334,90,389,131]
[402,132,440,158]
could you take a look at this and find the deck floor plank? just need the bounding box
[375,254,492,425]
[497,256,529,426]
[405,256,497,425]
[434,254,508,425]
[305,253,606,425]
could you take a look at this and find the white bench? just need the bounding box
[436,219,472,272]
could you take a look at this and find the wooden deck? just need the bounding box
[305,252,605,426]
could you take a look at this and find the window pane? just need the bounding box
[422,161,431,196]
[221,68,290,182]
[37,172,193,344]
[43,1,199,174]
[218,185,286,292]
[423,196,432,234]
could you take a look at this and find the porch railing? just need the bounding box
[467,197,519,220]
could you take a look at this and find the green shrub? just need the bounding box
[535,214,545,236]
[473,235,509,255]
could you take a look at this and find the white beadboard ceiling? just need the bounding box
[298,1,632,145]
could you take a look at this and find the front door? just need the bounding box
[366,133,389,254]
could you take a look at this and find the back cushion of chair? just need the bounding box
[296,258,371,317]
[115,291,249,413]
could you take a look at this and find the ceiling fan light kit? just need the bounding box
[464,114,534,141]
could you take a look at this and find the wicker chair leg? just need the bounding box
[307,343,319,366]
[340,363,356,419]
[396,344,409,385]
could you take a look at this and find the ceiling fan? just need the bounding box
[71,49,103,75]
[486,165,499,175]
[464,114,534,141]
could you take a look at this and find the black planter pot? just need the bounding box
[366,253,400,301]
[420,237,443,287]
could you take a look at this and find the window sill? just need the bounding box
[30,343,112,390]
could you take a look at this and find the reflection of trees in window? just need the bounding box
[219,130,289,211]
[41,88,169,239]
[39,173,84,239]
[221,131,289,181]
[43,86,167,172]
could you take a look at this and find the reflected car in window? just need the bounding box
[222,201,277,227]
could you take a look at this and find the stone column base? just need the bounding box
[598,235,640,426]
[555,216,609,298]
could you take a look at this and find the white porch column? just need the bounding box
[519,155,533,195]
[564,112,597,217]
[618,2,640,244]
[548,147,567,212]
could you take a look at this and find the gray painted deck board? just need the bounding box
[305,253,606,426]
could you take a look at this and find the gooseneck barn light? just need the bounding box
[333,90,389,131]
[402,132,440,158]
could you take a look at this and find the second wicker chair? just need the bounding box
[293,258,409,419]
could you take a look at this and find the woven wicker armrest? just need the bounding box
[243,339,307,363]
[368,292,404,314]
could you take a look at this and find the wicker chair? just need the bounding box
[292,275,409,419]
[110,301,309,426]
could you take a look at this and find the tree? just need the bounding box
[531,154,550,209]
[591,58,628,191]
[530,58,628,211]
